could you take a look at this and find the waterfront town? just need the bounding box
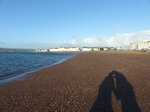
[36,41,150,52]
[0,41,150,52]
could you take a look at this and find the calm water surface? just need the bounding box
[0,52,75,84]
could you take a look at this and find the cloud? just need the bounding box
[27,30,150,49]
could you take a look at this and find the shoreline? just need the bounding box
[0,52,76,85]
[0,52,150,111]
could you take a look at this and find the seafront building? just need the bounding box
[117,44,131,50]
[130,41,150,50]
[49,47,80,52]
[103,47,114,51]
[36,41,150,52]
[36,47,114,52]
[82,47,114,51]
[36,49,48,52]
[117,41,150,50]
[82,47,100,51]
[50,46,114,52]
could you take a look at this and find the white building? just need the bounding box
[82,47,114,51]
[103,47,114,51]
[130,41,150,50]
[50,47,80,52]
[117,44,131,50]
[82,47,99,51]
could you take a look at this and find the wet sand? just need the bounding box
[0,52,150,112]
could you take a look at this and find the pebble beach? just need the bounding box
[0,52,150,112]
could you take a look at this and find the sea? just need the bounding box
[0,52,76,84]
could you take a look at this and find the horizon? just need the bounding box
[0,0,150,49]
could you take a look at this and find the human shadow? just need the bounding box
[90,70,141,112]
[90,71,115,112]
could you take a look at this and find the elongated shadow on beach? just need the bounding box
[90,70,141,112]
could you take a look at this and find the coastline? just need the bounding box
[0,52,76,85]
[0,52,150,111]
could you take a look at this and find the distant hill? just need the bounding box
[0,47,6,50]
[0,47,35,52]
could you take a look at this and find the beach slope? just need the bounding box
[0,52,150,112]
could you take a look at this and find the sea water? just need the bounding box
[0,52,75,84]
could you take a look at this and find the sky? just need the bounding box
[0,0,150,49]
